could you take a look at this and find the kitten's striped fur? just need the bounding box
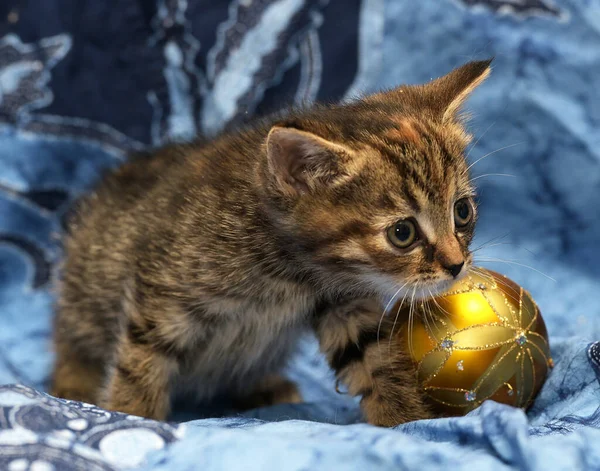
[51,60,491,426]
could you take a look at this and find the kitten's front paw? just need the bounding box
[360,390,433,427]
[233,375,302,410]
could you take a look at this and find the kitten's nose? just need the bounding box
[446,262,465,279]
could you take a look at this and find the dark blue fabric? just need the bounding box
[0,0,599,469]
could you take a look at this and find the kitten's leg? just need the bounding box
[100,338,177,420]
[51,346,104,404]
[232,374,302,410]
[313,298,433,427]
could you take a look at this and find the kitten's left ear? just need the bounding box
[421,59,492,122]
[265,126,352,196]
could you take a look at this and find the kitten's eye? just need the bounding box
[454,198,473,229]
[387,220,418,249]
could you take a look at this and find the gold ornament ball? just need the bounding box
[397,268,553,416]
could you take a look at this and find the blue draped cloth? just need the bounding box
[0,0,599,469]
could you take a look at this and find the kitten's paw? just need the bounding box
[360,392,433,427]
[234,375,302,410]
[50,386,94,404]
[50,357,104,404]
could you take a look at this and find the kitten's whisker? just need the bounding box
[472,243,503,253]
[402,286,417,357]
[470,231,511,253]
[383,284,407,315]
[471,243,543,298]
[470,173,516,183]
[407,293,415,358]
[470,265,494,279]
[473,242,537,258]
[475,257,557,282]
[472,242,515,253]
[465,120,497,162]
[389,286,408,355]
[425,289,435,331]
[471,263,505,283]
[429,290,453,321]
[377,282,409,358]
[421,297,434,341]
[409,287,417,356]
[425,289,445,342]
[469,265,525,304]
[385,285,411,357]
[465,142,524,173]
[469,265,502,288]
[472,238,537,258]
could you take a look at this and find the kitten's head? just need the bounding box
[263,60,491,300]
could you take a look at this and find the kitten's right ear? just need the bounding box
[422,59,492,122]
[265,126,351,196]
[371,59,492,123]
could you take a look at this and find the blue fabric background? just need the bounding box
[0,0,599,469]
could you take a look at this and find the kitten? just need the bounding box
[51,60,490,426]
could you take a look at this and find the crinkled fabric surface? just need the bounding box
[0,0,599,470]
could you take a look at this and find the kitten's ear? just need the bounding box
[375,59,492,123]
[265,126,351,196]
[422,59,492,122]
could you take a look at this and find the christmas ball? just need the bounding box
[397,268,553,416]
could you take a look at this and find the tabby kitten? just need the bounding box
[51,60,491,426]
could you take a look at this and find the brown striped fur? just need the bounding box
[51,60,491,426]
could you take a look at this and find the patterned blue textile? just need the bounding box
[0,0,599,469]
